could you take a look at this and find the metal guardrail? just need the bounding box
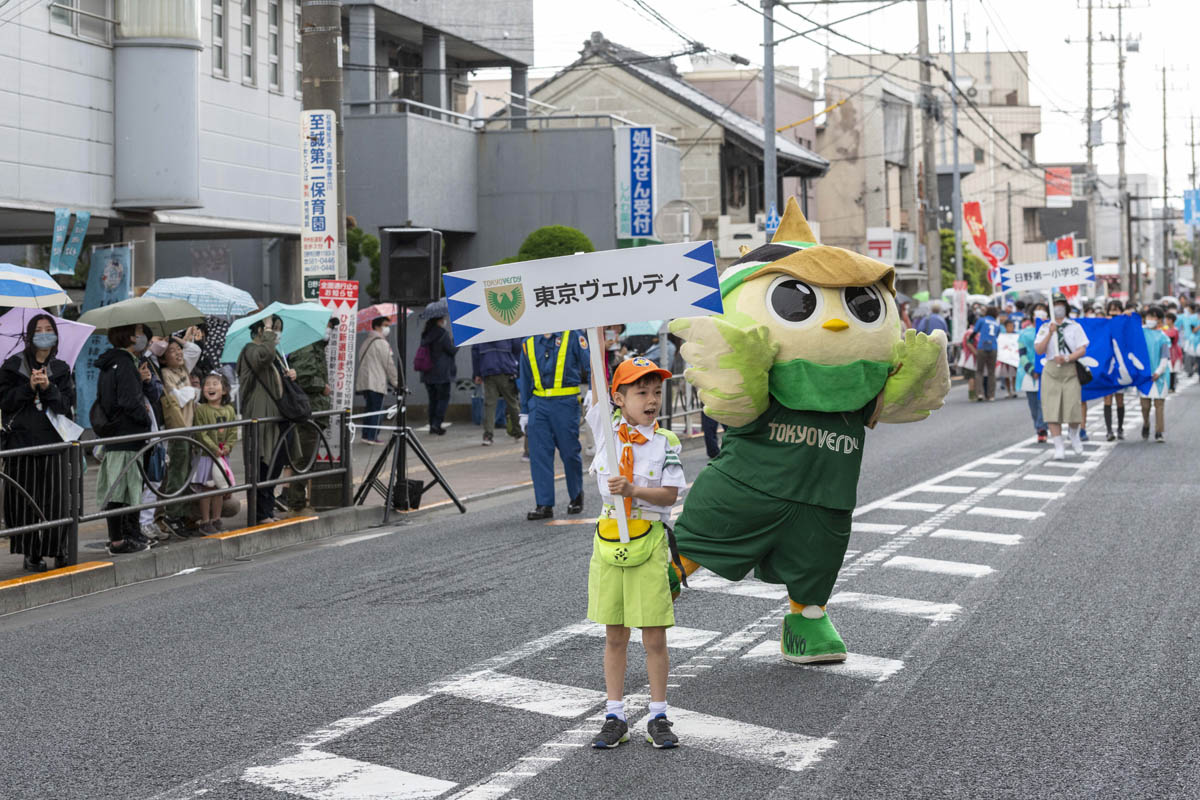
[0,410,353,566]
[658,374,703,434]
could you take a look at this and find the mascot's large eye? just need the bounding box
[766,276,822,327]
[842,286,886,328]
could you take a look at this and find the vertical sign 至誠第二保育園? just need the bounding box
[318,279,359,462]
[301,110,338,300]
[76,243,133,428]
[615,126,656,240]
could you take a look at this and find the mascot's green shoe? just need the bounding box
[781,612,847,664]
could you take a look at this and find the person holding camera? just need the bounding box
[237,315,296,524]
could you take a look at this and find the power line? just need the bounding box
[976,0,1083,118]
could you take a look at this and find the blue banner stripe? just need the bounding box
[447,298,479,320]
[683,240,716,266]
[442,273,475,298]
[688,265,719,291]
[451,322,484,344]
[691,289,723,313]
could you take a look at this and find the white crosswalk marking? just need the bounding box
[741,641,905,682]
[998,488,1064,499]
[639,707,836,771]
[914,484,976,494]
[883,555,995,578]
[852,522,906,534]
[930,528,1022,546]
[243,750,456,800]
[574,624,721,649]
[967,506,1045,520]
[882,500,945,512]
[1023,473,1084,483]
[1042,460,1099,470]
[980,457,1025,465]
[829,592,961,622]
[952,469,1001,478]
[686,570,789,600]
[437,670,606,718]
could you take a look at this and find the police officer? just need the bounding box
[519,329,590,520]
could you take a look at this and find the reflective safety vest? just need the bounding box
[526,333,581,397]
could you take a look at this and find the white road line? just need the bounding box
[851,522,906,535]
[637,707,836,771]
[882,500,945,512]
[574,624,721,649]
[243,750,456,800]
[930,528,1022,545]
[998,488,1064,500]
[437,670,605,718]
[327,530,398,547]
[980,457,1025,465]
[1023,473,1084,483]
[967,506,1045,520]
[952,470,1001,479]
[829,592,961,622]
[293,695,431,750]
[686,569,789,600]
[882,555,995,578]
[741,641,905,682]
[1006,447,1043,454]
[914,484,975,494]
[1042,460,1100,470]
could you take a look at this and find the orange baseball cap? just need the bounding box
[611,356,672,396]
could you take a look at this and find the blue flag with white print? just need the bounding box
[1031,316,1153,402]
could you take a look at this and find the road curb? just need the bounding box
[1,434,709,615]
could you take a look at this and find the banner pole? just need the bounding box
[586,327,630,544]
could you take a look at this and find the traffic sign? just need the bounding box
[442,241,722,346]
[998,257,1095,293]
[988,240,1009,264]
[1185,188,1200,226]
[301,109,338,300]
[764,203,781,236]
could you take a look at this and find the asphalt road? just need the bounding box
[2,379,1197,800]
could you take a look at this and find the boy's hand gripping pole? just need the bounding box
[586,327,630,543]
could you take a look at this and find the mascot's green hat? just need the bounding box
[719,197,897,299]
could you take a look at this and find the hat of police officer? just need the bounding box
[611,356,671,397]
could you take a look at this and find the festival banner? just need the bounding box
[76,243,133,427]
[962,201,999,272]
[49,208,70,275]
[58,211,91,275]
[318,279,359,461]
[1045,167,1073,209]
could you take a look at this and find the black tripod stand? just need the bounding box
[353,303,465,521]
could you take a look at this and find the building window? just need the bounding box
[242,0,257,85]
[267,0,281,91]
[973,146,985,164]
[1020,133,1036,162]
[295,4,303,96]
[50,0,113,45]
[1023,208,1041,243]
[212,0,228,76]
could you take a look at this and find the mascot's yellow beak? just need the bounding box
[822,318,850,331]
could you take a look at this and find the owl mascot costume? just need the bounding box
[670,197,951,664]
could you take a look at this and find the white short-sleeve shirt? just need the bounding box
[585,403,687,520]
[1034,320,1089,358]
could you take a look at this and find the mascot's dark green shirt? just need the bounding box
[708,398,875,511]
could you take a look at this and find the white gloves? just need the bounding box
[519,413,529,433]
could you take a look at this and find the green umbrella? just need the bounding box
[78,296,204,337]
[913,290,930,302]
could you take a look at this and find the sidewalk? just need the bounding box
[0,415,706,584]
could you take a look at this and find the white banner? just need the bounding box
[318,279,358,462]
[443,242,722,346]
[996,332,1020,368]
[301,109,338,300]
[998,257,1095,293]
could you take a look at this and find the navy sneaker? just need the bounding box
[592,715,629,749]
[645,714,679,749]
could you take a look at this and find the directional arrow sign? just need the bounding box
[443,241,722,346]
[998,257,1095,293]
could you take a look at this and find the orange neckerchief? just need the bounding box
[617,421,655,517]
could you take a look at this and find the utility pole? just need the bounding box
[949,0,963,283]
[1191,114,1197,286]
[917,0,941,296]
[1006,182,1013,264]
[1085,0,1098,265]
[1116,3,1129,300]
[301,0,347,287]
[762,0,778,226]
[1161,64,1169,296]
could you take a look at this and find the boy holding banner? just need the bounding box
[585,356,687,750]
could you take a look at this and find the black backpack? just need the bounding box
[245,359,312,423]
[90,364,118,435]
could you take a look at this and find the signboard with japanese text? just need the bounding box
[952,279,967,341]
[615,126,656,239]
[1045,167,1072,208]
[1185,189,1200,226]
[49,208,70,274]
[301,109,338,300]
[317,279,358,462]
[865,227,894,265]
[443,241,721,346]
[998,257,1095,293]
[59,210,90,275]
[76,243,133,428]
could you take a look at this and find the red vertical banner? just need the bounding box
[962,201,999,278]
[318,279,360,462]
[1055,235,1079,297]
[1044,167,1072,209]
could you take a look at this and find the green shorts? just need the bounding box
[587,520,675,629]
[673,466,852,605]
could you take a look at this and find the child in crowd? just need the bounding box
[586,357,687,750]
[1163,311,1181,393]
[1139,306,1170,443]
[998,318,1017,399]
[191,372,238,533]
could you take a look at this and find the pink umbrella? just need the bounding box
[0,308,97,368]
[356,303,412,332]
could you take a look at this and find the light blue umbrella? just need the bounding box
[0,263,70,308]
[220,301,331,361]
[144,276,258,317]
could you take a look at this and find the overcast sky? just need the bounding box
[521,0,1197,205]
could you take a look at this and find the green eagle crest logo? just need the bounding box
[486,284,525,326]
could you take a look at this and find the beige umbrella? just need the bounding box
[78,296,204,337]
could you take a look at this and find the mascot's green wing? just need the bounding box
[670,316,778,428]
[879,328,951,423]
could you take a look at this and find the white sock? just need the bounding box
[648,700,668,719]
[606,700,626,721]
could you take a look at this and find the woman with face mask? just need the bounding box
[355,315,399,444]
[0,314,77,571]
[1138,305,1171,442]
[1034,295,1090,459]
[1016,303,1049,442]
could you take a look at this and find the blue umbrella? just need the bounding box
[220,301,331,362]
[144,276,258,317]
[0,263,70,308]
